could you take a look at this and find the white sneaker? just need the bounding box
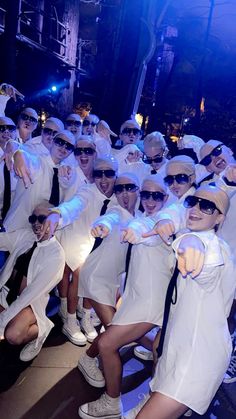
[184,409,193,417]
[122,393,150,419]
[91,309,101,327]
[79,393,122,419]
[62,319,87,346]
[134,346,154,361]
[19,338,44,362]
[81,312,98,343]
[78,353,105,388]
[223,348,236,383]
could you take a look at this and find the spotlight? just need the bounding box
[51,85,57,92]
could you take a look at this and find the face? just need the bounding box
[165,165,194,198]
[65,117,82,138]
[94,163,116,197]
[141,180,167,216]
[114,176,139,215]
[186,193,224,232]
[120,123,142,146]
[0,124,17,149]
[50,134,74,164]
[42,121,60,150]
[143,144,165,170]
[74,140,96,174]
[29,206,50,240]
[205,145,234,175]
[82,115,98,136]
[18,111,38,134]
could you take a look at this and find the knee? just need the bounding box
[98,333,114,355]
[4,325,24,345]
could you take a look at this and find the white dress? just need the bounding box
[111,213,175,326]
[150,231,236,415]
[78,206,135,307]
[58,184,118,271]
[0,230,65,345]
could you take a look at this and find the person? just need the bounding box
[78,174,177,419]
[57,157,118,345]
[0,202,65,361]
[134,155,196,361]
[3,130,76,232]
[17,107,38,143]
[0,117,18,224]
[23,117,64,156]
[65,113,83,139]
[135,185,235,419]
[77,173,140,387]
[82,114,100,136]
[94,120,118,158]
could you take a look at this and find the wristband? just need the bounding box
[49,208,61,216]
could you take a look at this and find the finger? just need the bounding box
[121,230,127,242]
[185,248,200,274]
[177,254,187,277]
[142,228,157,238]
[191,252,205,278]
[159,231,172,245]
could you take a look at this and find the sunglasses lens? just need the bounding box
[38,215,47,224]
[176,174,189,184]
[93,169,115,178]
[83,120,90,126]
[199,199,216,215]
[184,195,197,209]
[152,192,165,201]
[212,145,223,157]
[140,191,150,200]
[0,125,16,132]
[28,214,37,224]
[164,176,173,186]
[200,155,212,166]
[153,156,163,163]
[114,185,123,193]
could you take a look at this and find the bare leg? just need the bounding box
[86,300,116,358]
[67,269,79,314]
[98,323,154,398]
[4,306,38,345]
[83,297,92,310]
[137,392,188,419]
[58,264,70,298]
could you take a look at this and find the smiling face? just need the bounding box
[166,165,194,199]
[50,131,75,164]
[186,191,224,232]
[141,179,167,216]
[115,176,139,215]
[205,145,234,175]
[94,161,116,197]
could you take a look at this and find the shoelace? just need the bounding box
[227,354,236,375]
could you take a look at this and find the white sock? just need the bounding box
[67,312,77,323]
[60,297,67,312]
[105,392,121,406]
[82,307,91,317]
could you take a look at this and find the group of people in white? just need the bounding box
[0,82,236,419]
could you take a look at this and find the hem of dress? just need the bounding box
[150,388,206,416]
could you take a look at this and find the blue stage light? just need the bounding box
[51,85,57,92]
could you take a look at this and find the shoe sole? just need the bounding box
[62,328,87,346]
[223,376,236,384]
[79,407,121,419]
[80,328,98,343]
[78,363,105,388]
[133,348,153,362]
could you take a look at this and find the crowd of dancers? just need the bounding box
[0,82,236,419]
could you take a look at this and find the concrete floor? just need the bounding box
[0,316,235,419]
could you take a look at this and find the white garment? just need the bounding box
[3,152,76,232]
[78,206,135,306]
[0,148,18,219]
[58,184,118,270]
[0,230,65,344]
[150,231,235,415]
[111,213,175,326]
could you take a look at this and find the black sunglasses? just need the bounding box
[0,125,16,133]
[66,120,82,127]
[200,144,224,166]
[121,127,141,136]
[184,195,221,215]
[43,127,58,137]
[53,137,75,152]
[142,154,163,165]
[140,190,166,201]
[28,214,47,224]
[114,183,138,194]
[93,169,116,178]
[20,113,38,123]
[74,147,96,156]
[164,173,193,186]
[83,120,97,127]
